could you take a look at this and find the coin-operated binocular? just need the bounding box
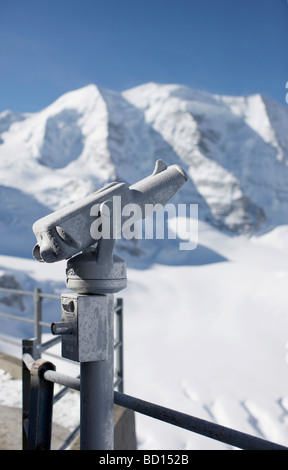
[32,160,188,449]
[32,159,187,359]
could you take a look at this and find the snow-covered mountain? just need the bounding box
[1,84,288,450]
[0,82,288,260]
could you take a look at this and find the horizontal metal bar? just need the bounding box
[53,375,81,405]
[0,286,120,303]
[0,311,34,324]
[0,313,52,328]
[39,320,52,328]
[33,364,288,451]
[41,350,78,366]
[0,334,21,347]
[114,391,288,451]
[44,368,121,392]
[37,335,61,354]
[38,293,60,300]
[0,286,61,300]
[43,370,80,391]
[0,287,34,296]
[28,361,288,450]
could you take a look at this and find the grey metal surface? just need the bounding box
[114,391,288,451]
[43,369,80,391]
[114,298,124,393]
[52,293,110,363]
[32,160,188,264]
[23,352,288,452]
[66,252,127,294]
[22,341,55,451]
[80,294,115,450]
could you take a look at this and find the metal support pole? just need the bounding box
[115,298,124,393]
[26,359,55,450]
[22,340,55,450]
[52,291,117,450]
[22,338,39,449]
[33,287,42,347]
[80,293,114,450]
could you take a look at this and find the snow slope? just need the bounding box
[123,83,288,232]
[1,222,288,449]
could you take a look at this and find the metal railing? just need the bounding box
[0,286,59,345]
[22,339,288,451]
[1,286,288,450]
[21,297,124,450]
[0,287,124,392]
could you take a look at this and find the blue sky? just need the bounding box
[0,0,288,112]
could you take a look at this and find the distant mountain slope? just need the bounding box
[123,83,288,231]
[0,82,287,259]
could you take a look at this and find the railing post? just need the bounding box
[115,298,124,393]
[22,338,39,450]
[23,353,56,450]
[33,287,42,347]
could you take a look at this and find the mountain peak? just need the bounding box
[0,82,288,255]
[40,83,103,116]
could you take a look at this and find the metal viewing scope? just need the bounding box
[32,160,188,448]
[32,160,188,294]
